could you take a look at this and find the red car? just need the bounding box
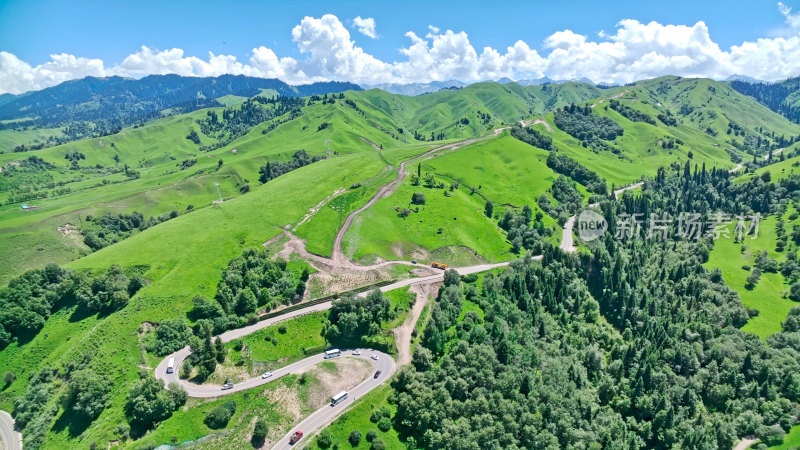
[289,431,303,445]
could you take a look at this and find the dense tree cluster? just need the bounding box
[394,240,799,448]
[198,95,306,140]
[538,176,583,223]
[509,125,553,150]
[64,369,112,420]
[83,209,179,251]
[0,264,144,348]
[546,152,607,194]
[0,156,56,204]
[499,205,549,254]
[13,367,58,449]
[324,289,393,345]
[185,319,226,379]
[258,150,325,184]
[148,319,193,356]
[608,99,656,125]
[124,376,187,433]
[554,103,624,142]
[72,264,146,312]
[185,129,200,144]
[189,248,307,336]
[657,112,678,126]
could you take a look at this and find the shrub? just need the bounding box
[377,416,392,432]
[3,371,15,386]
[348,429,362,446]
[149,319,192,356]
[252,419,268,441]
[411,192,426,205]
[204,400,237,429]
[317,429,333,448]
[371,438,386,450]
[366,429,377,442]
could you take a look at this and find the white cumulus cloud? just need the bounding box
[2,4,800,95]
[352,16,378,39]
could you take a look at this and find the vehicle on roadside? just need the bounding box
[431,262,448,270]
[289,431,303,444]
[374,370,381,378]
[370,354,379,361]
[411,260,417,264]
[324,348,341,359]
[221,383,234,390]
[331,390,348,406]
[261,371,273,379]
[352,350,361,355]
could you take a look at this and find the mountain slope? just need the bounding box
[0,74,361,148]
[730,76,800,123]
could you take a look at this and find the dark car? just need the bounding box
[374,370,382,379]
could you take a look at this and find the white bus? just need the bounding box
[331,391,348,406]
[324,348,341,359]
[166,357,175,374]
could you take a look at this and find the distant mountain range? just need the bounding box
[362,76,616,96]
[0,74,360,135]
[360,80,468,96]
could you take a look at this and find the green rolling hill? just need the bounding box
[2,76,800,449]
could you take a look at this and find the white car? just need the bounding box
[370,354,379,361]
[221,383,234,390]
[261,371,273,379]
[352,350,361,356]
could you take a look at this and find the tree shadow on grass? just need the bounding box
[51,409,93,438]
[251,436,265,448]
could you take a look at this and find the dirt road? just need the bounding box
[394,282,439,366]
[331,135,497,265]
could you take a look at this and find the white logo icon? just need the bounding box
[577,209,607,242]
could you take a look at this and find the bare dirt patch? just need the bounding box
[267,383,302,422]
[301,357,371,409]
[57,223,83,244]
[532,119,553,132]
[306,267,392,298]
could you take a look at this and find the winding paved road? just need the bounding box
[560,181,645,253]
[153,260,508,448]
[0,410,22,450]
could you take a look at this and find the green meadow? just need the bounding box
[705,210,799,338]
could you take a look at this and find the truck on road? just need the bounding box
[166,357,175,374]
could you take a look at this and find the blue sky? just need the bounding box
[0,0,791,64]
[1,0,800,94]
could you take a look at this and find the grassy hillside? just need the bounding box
[537,77,800,186]
[0,93,431,283]
[705,206,800,339]
[4,78,800,450]
[350,82,603,140]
